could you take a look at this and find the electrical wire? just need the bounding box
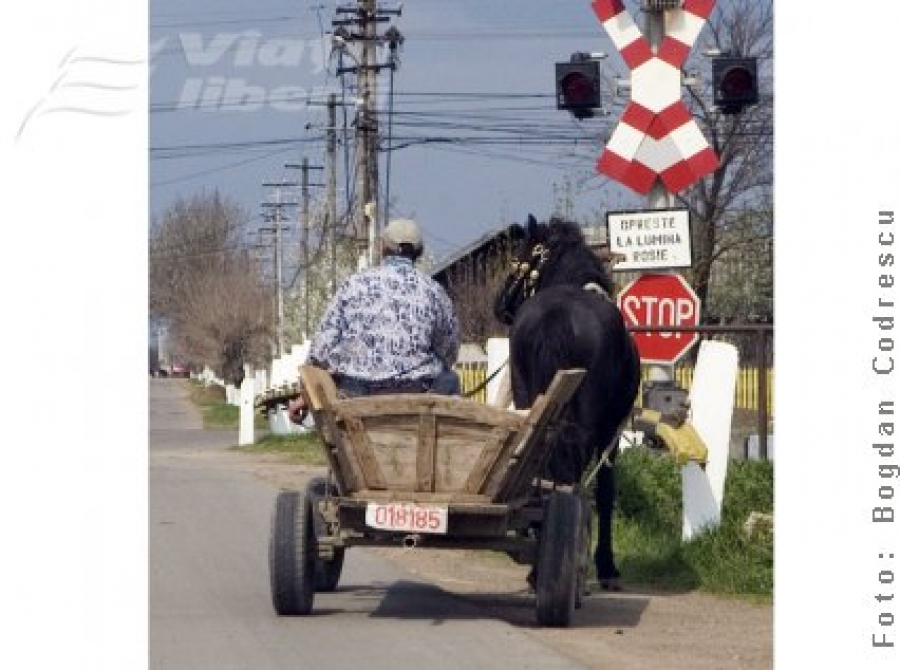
[151,146,298,187]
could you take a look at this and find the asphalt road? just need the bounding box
[148,379,588,670]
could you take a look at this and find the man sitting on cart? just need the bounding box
[289,218,460,421]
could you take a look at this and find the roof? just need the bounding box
[429,224,510,279]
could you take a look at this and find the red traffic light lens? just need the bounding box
[720,66,755,97]
[560,72,597,106]
[712,56,758,112]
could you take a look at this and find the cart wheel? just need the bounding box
[535,490,582,627]
[306,477,345,592]
[269,490,316,615]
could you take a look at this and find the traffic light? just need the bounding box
[712,56,759,115]
[555,58,601,119]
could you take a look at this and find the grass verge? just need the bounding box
[612,448,773,599]
[234,432,328,466]
[186,380,268,429]
[186,380,237,427]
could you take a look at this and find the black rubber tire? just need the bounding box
[306,477,345,592]
[269,490,316,615]
[535,490,582,627]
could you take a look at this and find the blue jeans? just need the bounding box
[336,368,461,398]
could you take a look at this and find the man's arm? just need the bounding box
[432,288,461,367]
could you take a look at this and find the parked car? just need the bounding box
[169,362,189,378]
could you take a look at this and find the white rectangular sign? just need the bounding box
[607,208,692,272]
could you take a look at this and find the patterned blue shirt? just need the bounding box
[309,256,460,382]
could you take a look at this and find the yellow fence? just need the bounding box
[456,362,489,403]
[457,362,773,414]
[653,366,773,413]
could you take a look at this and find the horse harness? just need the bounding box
[582,281,611,302]
[509,242,550,300]
[510,243,612,303]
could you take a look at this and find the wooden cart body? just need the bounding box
[302,364,583,498]
[269,365,589,626]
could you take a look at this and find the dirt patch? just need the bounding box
[239,452,322,491]
[376,546,772,670]
[250,456,773,670]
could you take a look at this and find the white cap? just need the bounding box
[382,218,423,250]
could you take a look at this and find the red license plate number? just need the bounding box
[365,503,448,534]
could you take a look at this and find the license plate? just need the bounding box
[365,502,449,534]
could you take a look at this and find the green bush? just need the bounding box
[610,449,773,598]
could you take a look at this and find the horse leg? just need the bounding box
[594,446,621,590]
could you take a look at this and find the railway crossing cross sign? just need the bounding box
[591,0,720,194]
[617,273,701,364]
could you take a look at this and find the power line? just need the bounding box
[151,147,298,187]
[150,135,326,156]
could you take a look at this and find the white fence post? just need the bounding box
[681,340,740,541]
[485,337,510,408]
[238,367,255,446]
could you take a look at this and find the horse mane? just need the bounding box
[538,217,613,295]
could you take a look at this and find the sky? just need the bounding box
[4,1,900,668]
[149,0,651,263]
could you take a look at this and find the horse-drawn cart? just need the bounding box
[269,364,589,627]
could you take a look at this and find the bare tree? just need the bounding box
[149,191,274,382]
[172,254,272,384]
[149,191,248,317]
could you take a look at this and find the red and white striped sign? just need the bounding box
[592,0,719,194]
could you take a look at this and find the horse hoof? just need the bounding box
[599,578,622,592]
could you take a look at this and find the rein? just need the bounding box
[462,360,508,399]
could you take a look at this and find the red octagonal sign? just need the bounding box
[617,273,701,364]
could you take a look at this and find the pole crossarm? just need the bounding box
[336,62,396,76]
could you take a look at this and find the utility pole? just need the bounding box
[306,93,352,295]
[359,0,377,266]
[332,2,403,266]
[261,181,298,356]
[285,159,324,337]
[327,93,338,293]
[301,158,317,336]
[382,25,403,236]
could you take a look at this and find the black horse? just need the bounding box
[494,216,640,587]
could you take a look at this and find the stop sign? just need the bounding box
[617,273,700,364]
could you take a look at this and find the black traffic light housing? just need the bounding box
[712,56,759,115]
[555,56,601,120]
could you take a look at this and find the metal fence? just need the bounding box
[663,366,772,412]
